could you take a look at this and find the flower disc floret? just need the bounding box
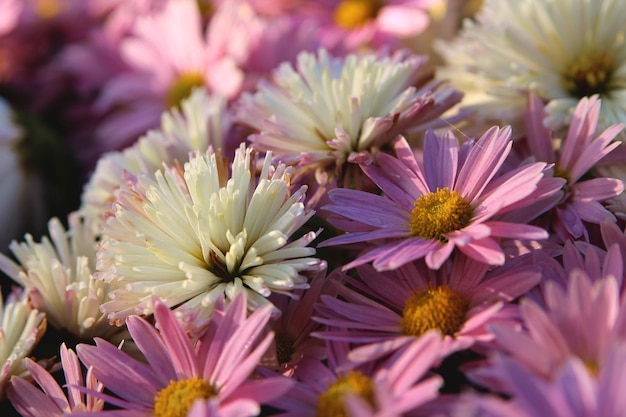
[154,378,217,417]
[316,370,376,417]
[333,0,382,29]
[401,286,470,337]
[409,187,474,240]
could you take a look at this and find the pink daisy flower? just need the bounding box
[320,127,553,270]
[523,94,624,241]
[474,344,626,417]
[74,293,290,417]
[262,267,338,376]
[8,343,104,416]
[267,331,443,417]
[95,0,243,151]
[314,254,540,366]
[297,0,440,52]
[470,268,626,394]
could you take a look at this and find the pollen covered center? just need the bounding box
[166,72,205,109]
[333,0,383,29]
[316,370,376,417]
[564,53,613,98]
[401,286,470,337]
[409,187,473,240]
[154,377,217,417]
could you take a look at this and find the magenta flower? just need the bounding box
[74,293,290,417]
[263,267,338,376]
[95,0,243,151]
[314,254,540,366]
[8,343,104,416]
[470,268,626,394]
[267,331,443,417]
[321,127,553,270]
[474,344,626,417]
[297,0,439,52]
[523,94,624,241]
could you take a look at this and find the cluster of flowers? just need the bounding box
[1,0,626,416]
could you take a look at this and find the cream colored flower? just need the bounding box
[0,289,46,399]
[97,144,322,332]
[437,0,626,135]
[81,88,231,234]
[0,212,126,344]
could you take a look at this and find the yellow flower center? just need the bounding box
[154,378,217,417]
[333,0,382,29]
[401,286,470,337]
[36,0,63,19]
[166,73,205,109]
[316,370,376,417]
[409,188,474,240]
[564,53,613,98]
[275,331,296,365]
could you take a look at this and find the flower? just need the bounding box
[436,0,626,136]
[522,94,624,241]
[266,331,443,417]
[94,0,243,151]
[97,144,322,330]
[296,0,441,52]
[0,288,47,400]
[320,127,552,270]
[80,87,232,234]
[76,293,291,417]
[236,47,461,202]
[262,266,336,375]
[473,344,626,417]
[483,269,626,383]
[313,254,540,366]
[0,212,126,343]
[8,343,104,416]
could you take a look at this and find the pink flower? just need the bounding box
[8,343,104,416]
[321,127,554,270]
[469,268,626,395]
[75,294,291,416]
[297,0,440,52]
[267,331,443,417]
[314,254,540,366]
[95,0,243,151]
[523,94,624,241]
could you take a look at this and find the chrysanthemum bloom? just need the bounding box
[436,0,626,136]
[473,344,626,417]
[522,94,624,241]
[236,47,461,203]
[262,267,337,375]
[0,212,126,344]
[76,294,290,417]
[80,88,231,234]
[314,254,540,366]
[295,0,440,52]
[0,288,46,399]
[320,127,551,270]
[8,343,104,416]
[95,0,243,151]
[472,269,626,392]
[266,331,443,417]
[97,144,322,330]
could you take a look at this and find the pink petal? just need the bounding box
[485,221,548,240]
[153,300,199,378]
[457,237,505,266]
[377,6,430,36]
[423,130,458,191]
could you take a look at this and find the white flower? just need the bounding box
[0,212,125,343]
[236,48,461,191]
[0,288,46,399]
[436,0,626,135]
[80,88,231,234]
[97,144,322,332]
